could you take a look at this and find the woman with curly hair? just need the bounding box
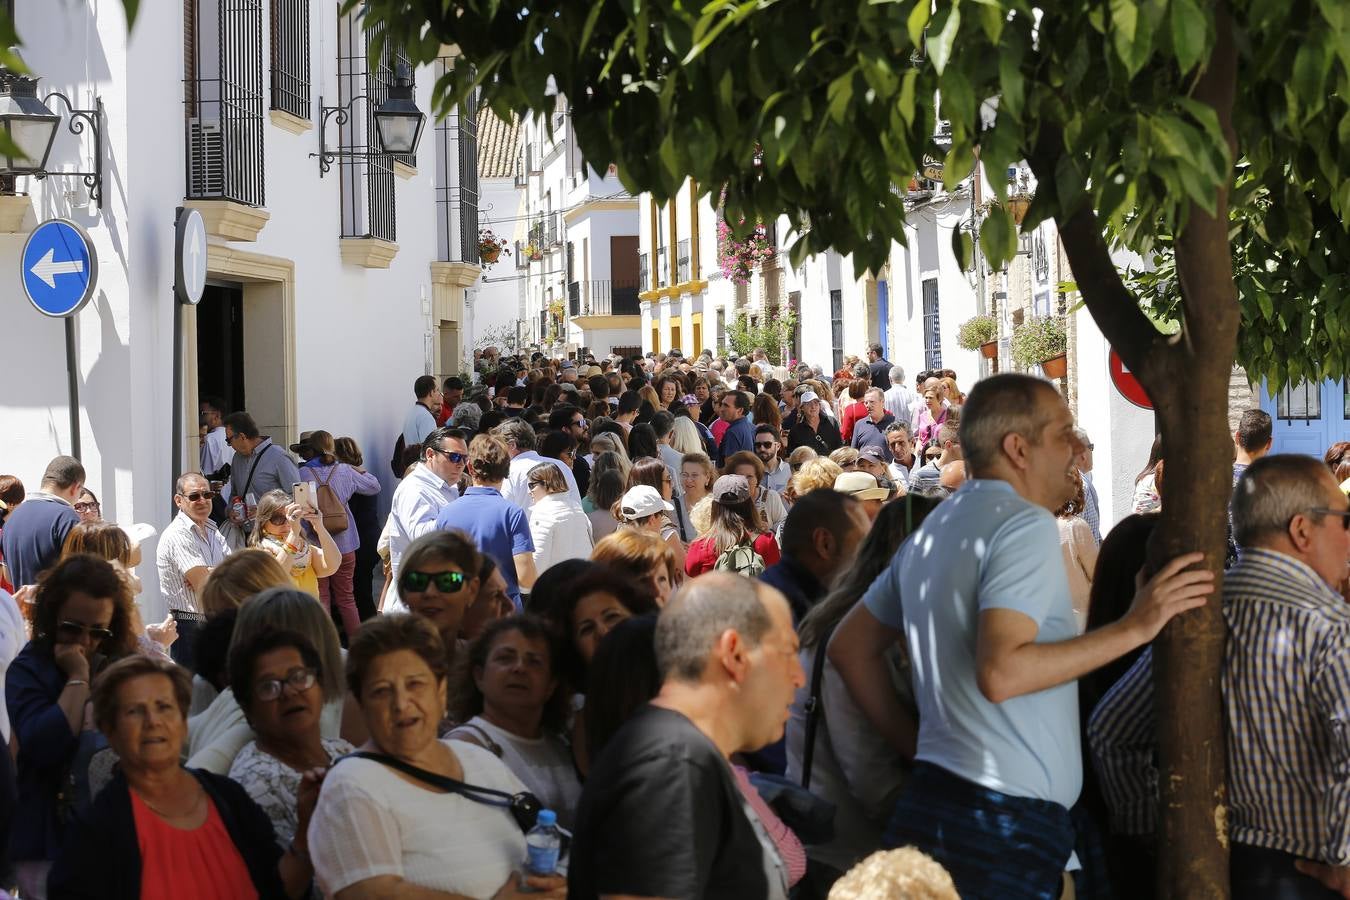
[7,553,138,894]
[446,615,580,827]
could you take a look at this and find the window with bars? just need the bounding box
[184,0,266,206]
[922,278,943,370]
[269,0,309,119]
[677,239,690,283]
[1276,382,1321,421]
[638,253,648,292]
[433,54,479,263]
[336,9,398,241]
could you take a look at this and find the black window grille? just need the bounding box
[830,289,844,373]
[336,9,397,241]
[656,246,667,288]
[638,253,648,292]
[677,239,690,283]
[1276,381,1321,421]
[269,0,310,119]
[184,0,266,206]
[922,277,943,370]
[433,54,479,263]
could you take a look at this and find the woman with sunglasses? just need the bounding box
[73,486,102,524]
[309,614,566,899]
[527,462,594,574]
[397,530,484,722]
[6,553,137,896]
[447,616,580,828]
[227,629,353,849]
[248,489,341,599]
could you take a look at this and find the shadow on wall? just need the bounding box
[82,290,133,515]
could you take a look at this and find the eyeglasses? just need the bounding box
[254,667,318,702]
[402,569,467,593]
[528,481,546,490]
[268,512,289,526]
[429,447,467,464]
[1308,507,1350,530]
[73,502,100,513]
[177,490,215,503]
[57,620,114,643]
[754,442,776,450]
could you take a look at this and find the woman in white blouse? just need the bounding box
[308,614,565,899]
[526,463,593,573]
[446,616,581,828]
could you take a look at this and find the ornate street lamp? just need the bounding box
[372,62,425,155]
[0,72,59,175]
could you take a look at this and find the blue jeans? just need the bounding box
[1231,844,1340,900]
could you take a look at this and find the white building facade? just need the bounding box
[517,98,641,359]
[1,1,481,617]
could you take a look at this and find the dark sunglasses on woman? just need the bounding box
[57,620,114,643]
[402,570,467,593]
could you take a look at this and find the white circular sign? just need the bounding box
[175,208,207,304]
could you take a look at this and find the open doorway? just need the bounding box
[196,283,246,415]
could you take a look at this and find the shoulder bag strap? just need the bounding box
[338,750,514,804]
[240,442,273,500]
[446,723,504,758]
[800,623,838,790]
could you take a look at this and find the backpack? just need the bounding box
[714,542,766,577]
[314,465,349,535]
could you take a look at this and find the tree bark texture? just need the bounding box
[1030,6,1240,896]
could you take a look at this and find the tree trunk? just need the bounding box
[1029,6,1239,896]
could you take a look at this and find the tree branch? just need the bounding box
[1026,128,1169,382]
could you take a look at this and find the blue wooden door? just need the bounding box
[1261,378,1350,457]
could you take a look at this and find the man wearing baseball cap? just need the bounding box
[833,471,890,521]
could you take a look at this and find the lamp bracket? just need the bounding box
[33,92,103,210]
[313,94,399,177]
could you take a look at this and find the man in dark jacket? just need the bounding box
[866,342,893,390]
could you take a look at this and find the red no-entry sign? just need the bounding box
[1109,350,1153,409]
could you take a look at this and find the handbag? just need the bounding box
[337,750,542,833]
[314,465,350,535]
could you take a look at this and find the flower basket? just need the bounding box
[525,243,543,262]
[956,314,998,352]
[1041,353,1068,379]
[1010,315,1068,372]
[477,229,510,268]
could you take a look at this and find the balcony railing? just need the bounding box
[677,239,690,283]
[574,280,642,317]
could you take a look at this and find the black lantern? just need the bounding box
[0,73,59,175]
[372,62,425,156]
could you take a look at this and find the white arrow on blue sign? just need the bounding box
[21,219,99,318]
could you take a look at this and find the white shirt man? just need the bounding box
[388,430,467,588]
[494,421,581,510]
[156,473,231,614]
[883,366,917,430]
[199,402,234,476]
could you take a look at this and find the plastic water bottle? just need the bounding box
[524,809,561,877]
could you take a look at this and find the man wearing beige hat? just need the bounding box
[833,471,891,521]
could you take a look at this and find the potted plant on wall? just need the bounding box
[477,229,510,266]
[1010,315,1069,379]
[957,314,1000,359]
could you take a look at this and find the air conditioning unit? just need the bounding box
[187,117,225,198]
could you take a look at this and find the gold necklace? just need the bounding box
[134,781,205,820]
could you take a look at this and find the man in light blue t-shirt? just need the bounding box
[831,373,1212,900]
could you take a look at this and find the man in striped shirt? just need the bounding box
[1089,454,1350,898]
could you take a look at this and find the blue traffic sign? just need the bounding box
[21,219,98,318]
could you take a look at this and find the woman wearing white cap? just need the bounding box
[613,485,679,558]
[683,475,781,578]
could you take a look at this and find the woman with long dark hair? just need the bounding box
[683,475,780,577]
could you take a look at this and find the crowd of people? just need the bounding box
[0,342,1347,900]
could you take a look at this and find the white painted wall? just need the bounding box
[1,2,477,619]
[474,174,525,357]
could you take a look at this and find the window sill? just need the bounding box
[339,237,399,269]
[0,193,31,233]
[269,109,313,135]
[430,261,482,289]
[393,161,417,180]
[184,200,271,242]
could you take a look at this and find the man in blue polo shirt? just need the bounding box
[435,434,537,607]
[1,456,83,588]
[829,373,1213,900]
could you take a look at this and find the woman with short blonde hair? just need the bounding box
[792,457,845,498]
[199,549,291,617]
[591,529,680,606]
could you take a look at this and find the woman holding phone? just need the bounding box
[249,489,340,597]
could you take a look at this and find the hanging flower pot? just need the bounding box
[1041,353,1068,379]
[477,228,510,268]
[956,314,998,354]
[481,245,501,264]
[1010,315,1068,375]
[980,340,999,359]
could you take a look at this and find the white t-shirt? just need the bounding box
[309,740,529,899]
[447,715,582,829]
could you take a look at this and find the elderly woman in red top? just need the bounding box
[48,655,316,899]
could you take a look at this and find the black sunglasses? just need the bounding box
[753,442,776,449]
[57,620,114,643]
[402,570,467,593]
[178,490,216,502]
[429,447,467,464]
